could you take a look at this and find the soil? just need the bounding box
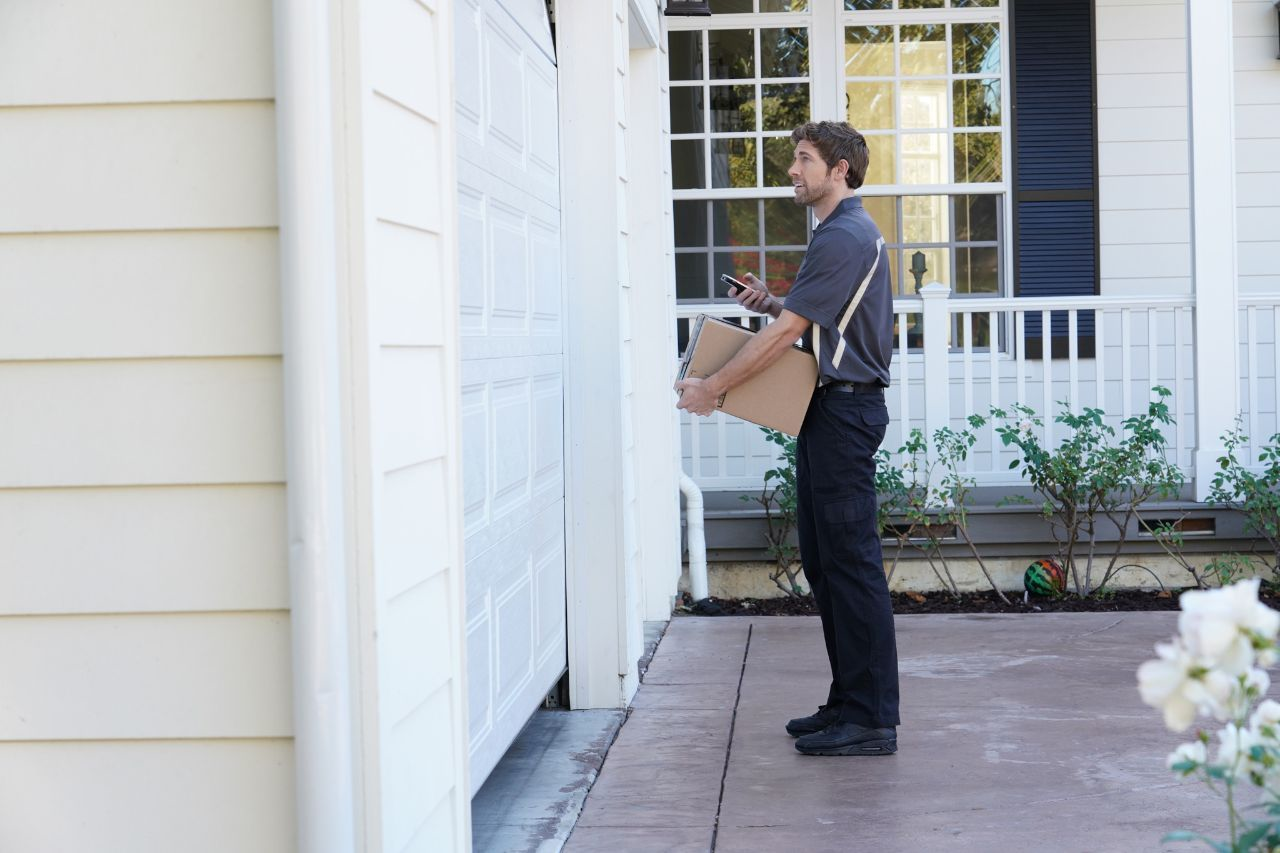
[678,586,1280,617]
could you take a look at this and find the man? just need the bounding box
[675,121,899,757]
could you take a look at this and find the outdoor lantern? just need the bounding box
[664,0,712,16]
[910,250,928,291]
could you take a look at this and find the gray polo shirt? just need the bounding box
[781,196,893,388]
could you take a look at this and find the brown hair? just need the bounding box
[790,121,869,189]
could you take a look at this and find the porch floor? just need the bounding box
[561,612,1231,852]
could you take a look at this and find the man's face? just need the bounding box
[788,140,840,207]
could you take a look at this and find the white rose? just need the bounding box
[1166,740,1207,771]
[1018,418,1033,435]
[1251,698,1280,732]
[1179,580,1279,674]
[1138,639,1202,732]
[1216,723,1262,778]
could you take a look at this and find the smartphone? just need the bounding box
[720,272,746,297]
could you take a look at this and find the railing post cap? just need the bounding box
[919,282,951,298]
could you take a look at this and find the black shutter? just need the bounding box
[1012,0,1098,358]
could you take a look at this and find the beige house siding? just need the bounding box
[1235,0,1280,294]
[0,2,293,852]
[1095,0,1191,297]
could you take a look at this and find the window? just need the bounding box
[668,0,1010,351]
[669,25,813,190]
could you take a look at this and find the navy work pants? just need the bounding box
[795,388,900,728]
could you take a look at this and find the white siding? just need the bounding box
[1095,0,1191,297]
[338,0,471,848]
[1235,0,1280,294]
[0,3,292,853]
[626,3,684,623]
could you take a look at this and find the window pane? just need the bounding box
[676,252,710,300]
[709,29,754,79]
[763,137,795,186]
[955,247,999,294]
[863,134,895,185]
[845,0,891,8]
[669,31,704,82]
[902,195,948,242]
[764,250,806,295]
[953,23,1001,75]
[674,201,708,247]
[863,196,898,243]
[709,0,752,12]
[901,0,944,8]
[953,79,1000,128]
[672,140,706,189]
[953,0,1000,6]
[844,26,893,77]
[900,79,947,129]
[761,0,808,10]
[954,132,1001,182]
[761,28,809,78]
[902,247,949,292]
[713,199,760,247]
[901,133,948,184]
[714,251,761,283]
[846,82,894,130]
[670,86,705,134]
[900,24,946,76]
[710,85,755,132]
[764,197,809,245]
[956,194,997,241]
[711,137,757,188]
[954,312,992,350]
[762,84,809,131]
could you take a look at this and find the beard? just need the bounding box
[792,174,834,207]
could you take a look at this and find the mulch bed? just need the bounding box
[679,587,1280,616]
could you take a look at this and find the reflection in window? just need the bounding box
[761,28,810,78]
[674,198,813,302]
[711,137,758,188]
[709,29,754,79]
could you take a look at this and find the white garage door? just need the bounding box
[453,0,566,793]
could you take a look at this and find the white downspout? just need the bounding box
[679,472,709,602]
[273,2,357,850]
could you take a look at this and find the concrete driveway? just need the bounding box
[563,612,1234,852]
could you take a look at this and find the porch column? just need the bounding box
[559,0,639,709]
[1187,0,1241,501]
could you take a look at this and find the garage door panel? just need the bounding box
[455,0,484,141]
[464,499,566,790]
[457,186,487,335]
[488,200,530,330]
[484,24,527,163]
[457,0,564,794]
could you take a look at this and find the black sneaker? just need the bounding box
[785,705,839,738]
[794,721,897,756]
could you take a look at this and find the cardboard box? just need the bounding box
[678,314,817,436]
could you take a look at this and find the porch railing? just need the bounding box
[678,288,1203,492]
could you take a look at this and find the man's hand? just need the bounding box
[733,273,775,315]
[674,376,723,417]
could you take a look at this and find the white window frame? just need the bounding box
[668,0,1014,339]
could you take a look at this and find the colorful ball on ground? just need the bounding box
[1024,559,1066,597]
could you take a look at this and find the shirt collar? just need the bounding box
[814,195,863,231]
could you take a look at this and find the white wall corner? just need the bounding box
[626,25,683,624]
[560,0,639,710]
[1187,0,1241,501]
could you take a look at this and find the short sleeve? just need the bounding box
[780,229,865,328]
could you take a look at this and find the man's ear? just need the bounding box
[833,158,850,182]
